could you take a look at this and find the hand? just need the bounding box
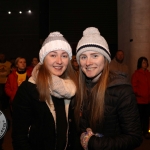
[80,128,94,150]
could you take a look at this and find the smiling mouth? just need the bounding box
[54,66,63,69]
[86,67,95,71]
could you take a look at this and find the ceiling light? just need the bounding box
[28,10,32,13]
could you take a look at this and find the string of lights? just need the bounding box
[7,10,32,14]
[0,10,33,15]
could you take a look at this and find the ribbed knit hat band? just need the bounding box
[76,27,111,63]
[39,32,72,63]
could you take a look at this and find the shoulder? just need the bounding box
[5,61,11,66]
[106,84,134,99]
[133,69,140,74]
[26,69,32,77]
[106,84,136,107]
[109,59,115,65]
[16,80,37,99]
[108,71,130,87]
[132,69,148,76]
[146,69,150,74]
[14,81,38,104]
[132,70,139,77]
[19,80,36,92]
[108,84,133,93]
[8,71,17,78]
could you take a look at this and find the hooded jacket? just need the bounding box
[80,72,142,150]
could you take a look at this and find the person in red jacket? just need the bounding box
[5,57,31,112]
[131,56,150,139]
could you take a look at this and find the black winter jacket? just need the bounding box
[80,74,143,150]
[12,80,78,150]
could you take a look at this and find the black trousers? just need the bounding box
[138,104,150,134]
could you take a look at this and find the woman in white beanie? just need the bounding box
[12,32,78,150]
[74,27,142,150]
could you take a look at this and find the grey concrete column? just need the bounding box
[118,0,150,79]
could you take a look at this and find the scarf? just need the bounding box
[29,63,76,99]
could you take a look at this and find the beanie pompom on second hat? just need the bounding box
[39,32,72,63]
[76,27,111,63]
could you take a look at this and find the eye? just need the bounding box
[50,54,56,57]
[80,55,86,60]
[62,54,68,58]
[92,54,99,58]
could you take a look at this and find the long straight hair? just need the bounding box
[74,58,109,131]
[36,60,78,102]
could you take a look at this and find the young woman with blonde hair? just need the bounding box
[12,32,78,150]
[74,27,142,150]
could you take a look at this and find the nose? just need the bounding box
[56,56,62,64]
[85,57,92,66]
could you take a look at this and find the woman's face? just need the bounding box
[141,59,148,70]
[79,51,105,78]
[16,58,26,71]
[44,50,69,76]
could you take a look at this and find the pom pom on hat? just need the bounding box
[76,27,111,63]
[83,27,100,36]
[39,32,72,63]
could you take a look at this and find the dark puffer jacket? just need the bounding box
[80,72,143,150]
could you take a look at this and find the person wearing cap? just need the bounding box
[12,32,78,150]
[74,27,142,150]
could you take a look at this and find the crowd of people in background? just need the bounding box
[0,54,39,149]
[0,54,39,111]
[0,27,150,150]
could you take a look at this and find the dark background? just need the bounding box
[0,0,117,65]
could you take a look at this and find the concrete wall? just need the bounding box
[118,0,150,78]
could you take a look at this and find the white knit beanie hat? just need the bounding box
[76,27,111,63]
[39,32,72,63]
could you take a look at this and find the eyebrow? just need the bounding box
[81,52,100,55]
[90,52,99,55]
[50,51,67,54]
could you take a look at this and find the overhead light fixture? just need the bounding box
[8,11,11,14]
[19,11,22,14]
[28,10,32,14]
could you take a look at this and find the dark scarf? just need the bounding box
[52,96,67,150]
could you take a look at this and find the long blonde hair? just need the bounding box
[36,60,78,102]
[74,58,109,131]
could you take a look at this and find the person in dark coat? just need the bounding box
[12,32,78,150]
[74,27,143,150]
